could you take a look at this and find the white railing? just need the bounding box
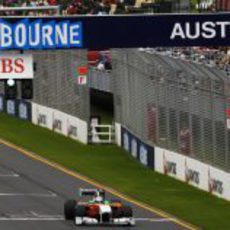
[90,124,114,144]
[0,6,61,15]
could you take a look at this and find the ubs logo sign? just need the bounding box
[163,153,176,175]
[208,170,224,195]
[185,161,200,185]
[38,114,46,126]
[53,119,62,131]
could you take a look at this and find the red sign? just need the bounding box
[0,54,33,79]
[226,108,230,118]
[77,66,88,75]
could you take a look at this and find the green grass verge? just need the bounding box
[0,113,230,230]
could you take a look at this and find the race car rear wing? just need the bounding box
[79,188,105,198]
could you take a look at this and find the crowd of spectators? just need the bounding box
[0,0,56,8]
[139,47,230,77]
[0,0,230,76]
[0,0,151,16]
[0,0,57,15]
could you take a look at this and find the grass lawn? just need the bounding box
[0,113,230,230]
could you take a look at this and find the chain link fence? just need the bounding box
[112,48,230,172]
[0,50,90,122]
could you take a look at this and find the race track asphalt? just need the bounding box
[0,143,193,230]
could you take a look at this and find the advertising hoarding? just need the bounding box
[0,54,33,79]
[121,126,155,169]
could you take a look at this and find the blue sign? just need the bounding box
[18,101,32,121]
[121,126,155,169]
[0,94,4,112]
[1,14,230,49]
[6,100,16,116]
[0,19,82,50]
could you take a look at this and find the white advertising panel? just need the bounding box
[0,54,33,79]
[155,146,230,200]
[53,110,68,136]
[67,114,88,144]
[208,166,230,200]
[32,102,88,144]
[32,103,53,130]
[185,158,208,191]
[155,147,185,181]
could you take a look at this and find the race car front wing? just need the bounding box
[75,216,135,226]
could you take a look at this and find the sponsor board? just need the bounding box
[155,147,185,181]
[185,160,200,186]
[52,110,68,136]
[155,146,230,200]
[0,19,82,50]
[32,103,87,144]
[0,54,33,79]
[6,100,16,116]
[121,127,154,169]
[67,115,87,144]
[208,166,230,200]
[67,124,78,138]
[0,94,5,112]
[37,113,47,126]
[2,14,230,50]
[53,119,62,132]
[18,101,31,121]
[32,103,53,129]
[163,154,177,176]
[184,158,208,190]
[208,170,224,196]
[0,95,31,121]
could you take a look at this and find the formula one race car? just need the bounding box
[64,188,135,226]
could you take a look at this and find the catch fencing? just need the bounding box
[112,49,230,172]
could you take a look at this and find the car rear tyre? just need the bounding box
[64,199,76,220]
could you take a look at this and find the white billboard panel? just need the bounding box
[0,54,33,79]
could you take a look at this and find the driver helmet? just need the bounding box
[94,195,103,203]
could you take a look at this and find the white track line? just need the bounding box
[0,217,65,221]
[29,211,63,218]
[0,173,19,177]
[135,217,176,222]
[0,191,57,197]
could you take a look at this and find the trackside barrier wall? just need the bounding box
[155,146,230,200]
[0,94,32,121]
[32,103,88,144]
[32,103,53,129]
[121,126,154,169]
[0,95,88,144]
[115,122,122,147]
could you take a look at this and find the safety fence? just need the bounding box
[112,49,230,172]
